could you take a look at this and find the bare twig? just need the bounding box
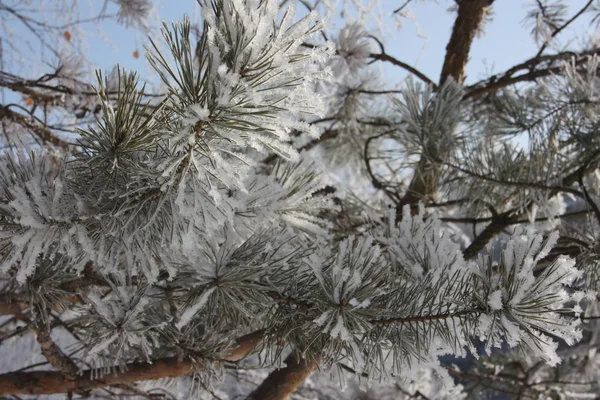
[534,0,594,58]
[393,0,413,15]
[465,48,600,99]
[368,35,438,89]
[371,309,477,325]
[0,105,69,150]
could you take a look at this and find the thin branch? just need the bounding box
[0,104,69,150]
[364,130,401,202]
[367,35,437,89]
[578,162,600,226]
[371,309,477,326]
[460,154,600,260]
[298,128,339,152]
[462,212,512,260]
[441,215,494,224]
[465,48,600,99]
[504,209,592,225]
[393,0,413,15]
[369,57,436,89]
[358,89,405,95]
[0,357,193,396]
[443,161,585,198]
[534,0,594,58]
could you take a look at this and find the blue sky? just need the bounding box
[82,0,596,87]
[5,1,597,89]
[393,0,595,85]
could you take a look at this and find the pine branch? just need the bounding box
[462,149,600,259]
[0,277,101,319]
[443,160,585,198]
[0,330,264,395]
[0,0,591,397]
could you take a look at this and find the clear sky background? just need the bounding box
[79,0,597,87]
[4,1,598,90]
[397,0,596,85]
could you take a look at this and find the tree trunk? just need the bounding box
[398,0,494,220]
[439,0,495,85]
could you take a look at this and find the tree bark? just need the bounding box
[439,0,495,85]
[245,352,319,400]
[0,330,263,395]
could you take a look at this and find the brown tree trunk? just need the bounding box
[439,0,495,85]
[398,0,494,221]
[245,352,319,400]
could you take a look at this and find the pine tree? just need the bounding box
[0,0,599,399]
